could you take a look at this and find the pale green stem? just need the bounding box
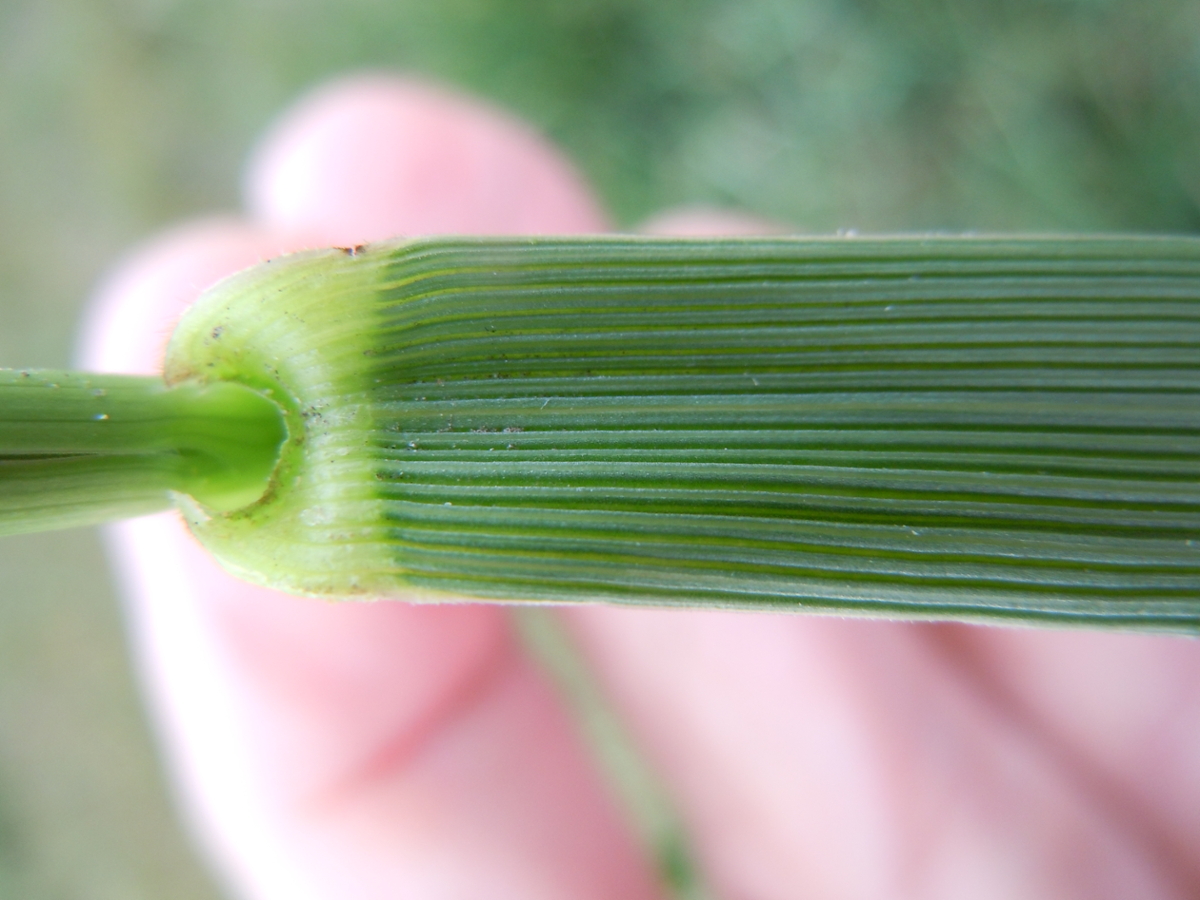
[0,370,286,534]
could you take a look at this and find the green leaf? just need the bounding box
[158,236,1200,630]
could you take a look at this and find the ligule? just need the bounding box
[156,236,1200,631]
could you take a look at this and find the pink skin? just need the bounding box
[79,75,1200,899]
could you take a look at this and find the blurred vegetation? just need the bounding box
[1,0,1199,895]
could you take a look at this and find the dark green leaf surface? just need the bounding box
[165,236,1200,630]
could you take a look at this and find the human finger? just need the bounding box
[83,76,659,900]
[244,73,608,245]
[925,624,1200,887]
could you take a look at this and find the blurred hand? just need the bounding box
[80,75,1200,900]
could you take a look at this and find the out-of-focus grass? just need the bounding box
[1,0,1198,896]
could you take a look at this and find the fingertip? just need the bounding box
[78,219,293,374]
[89,78,661,899]
[637,205,790,237]
[244,73,609,244]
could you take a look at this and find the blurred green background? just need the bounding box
[2,0,1200,896]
